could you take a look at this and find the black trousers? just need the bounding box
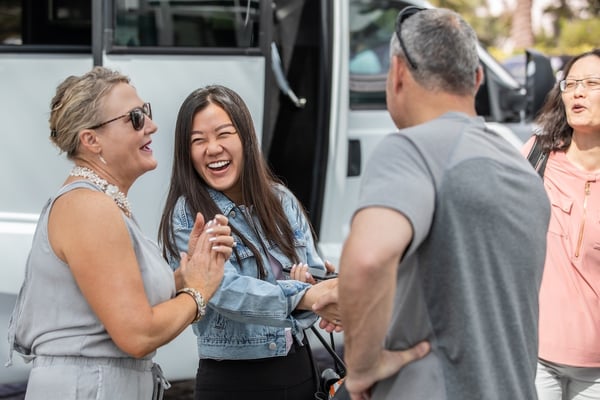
[194,339,318,400]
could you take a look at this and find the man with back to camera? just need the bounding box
[337,6,551,400]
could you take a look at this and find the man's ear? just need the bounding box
[388,55,408,95]
[474,65,484,93]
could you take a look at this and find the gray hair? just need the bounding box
[390,8,480,95]
[49,66,130,159]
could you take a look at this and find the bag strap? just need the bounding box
[305,326,347,397]
[303,332,325,396]
[309,325,346,377]
[526,135,549,178]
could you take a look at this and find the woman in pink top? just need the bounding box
[522,48,600,400]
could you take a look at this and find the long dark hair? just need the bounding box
[535,48,600,152]
[158,85,301,279]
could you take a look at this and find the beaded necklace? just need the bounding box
[69,166,132,217]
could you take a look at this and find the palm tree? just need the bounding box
[510,0,534,49]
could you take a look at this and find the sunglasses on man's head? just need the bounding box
[395,6,425,70]
[88,102,152,131]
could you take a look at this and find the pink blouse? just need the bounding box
[523,136,600,367]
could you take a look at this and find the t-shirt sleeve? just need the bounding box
[355,133,435,255]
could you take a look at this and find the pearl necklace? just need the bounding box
[69,166,132,217]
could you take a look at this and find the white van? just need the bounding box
[0,0,554,386]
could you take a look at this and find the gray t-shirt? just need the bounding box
[356,112,550,400]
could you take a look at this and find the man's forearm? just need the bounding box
[340,207,412,374]
[340,255,397,373]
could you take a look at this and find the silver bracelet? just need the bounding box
[176,287,207,323]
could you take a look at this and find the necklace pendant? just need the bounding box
[105,184,119,197]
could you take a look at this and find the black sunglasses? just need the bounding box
[89,102,152,131]
[395,6,425,70]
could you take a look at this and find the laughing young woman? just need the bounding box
[159,85,341,400]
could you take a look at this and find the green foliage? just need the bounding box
[427,0,598,61]
[432,0,483,14]
[469,13,511,48]
[428,0,511,47]
[557,18,600,52]
[530,17,598,56]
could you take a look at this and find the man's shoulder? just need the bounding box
[397,113,485,149]
[380,115,487,172]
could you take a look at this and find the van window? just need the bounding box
[113,0,260,48]
[347,0,523,123]
[0,0,260,49]
[0,0,91,46]
[348,1,398,109]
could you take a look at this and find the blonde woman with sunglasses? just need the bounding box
[6,66,234,400]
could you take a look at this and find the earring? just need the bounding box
[99,154,107,165]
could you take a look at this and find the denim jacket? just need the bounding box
[168,184,324,360]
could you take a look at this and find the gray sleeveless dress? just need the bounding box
[6,181,176,399]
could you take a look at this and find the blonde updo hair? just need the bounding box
[49,66,130,159]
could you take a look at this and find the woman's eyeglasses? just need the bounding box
[395,6,425,70]
[89,103,152,131]
[559,77,600,93]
